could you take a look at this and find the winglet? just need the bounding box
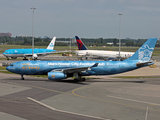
[125,38,157,61]
[75,36,88,50]
[91,63,99,67]
[47,37,56,50]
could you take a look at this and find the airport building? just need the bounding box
[0,32,12,37]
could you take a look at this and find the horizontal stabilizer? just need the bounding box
[91,63,99,67]
[136,61,154,67]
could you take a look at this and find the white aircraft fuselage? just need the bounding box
[75,50,134,58]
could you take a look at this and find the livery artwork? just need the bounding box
[139,44,154,61]
[76,39,83,50]
[49,43,54,47]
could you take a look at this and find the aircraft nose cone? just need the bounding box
[6,66,13,72]
[6,66,9,71]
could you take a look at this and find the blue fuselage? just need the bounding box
[3,49,55,57]
[6,60,140,76]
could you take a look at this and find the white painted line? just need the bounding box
[107,95,160,106]
[27,97,56,110]
[27,97,109,120]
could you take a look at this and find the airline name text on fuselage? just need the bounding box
[47,62,105,66]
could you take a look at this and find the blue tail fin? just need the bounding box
[125,38,157,61]
[75,36,88,50]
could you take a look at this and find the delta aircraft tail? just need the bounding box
[75,36,88,50]
[47,37,56,50]
[125,38,157,62]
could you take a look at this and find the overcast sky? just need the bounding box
[0,0,160,39]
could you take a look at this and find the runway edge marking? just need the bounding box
[27,97,109,120]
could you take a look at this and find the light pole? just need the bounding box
[69,38,72,57]
[31,6,36,60]
[118,13,122,61]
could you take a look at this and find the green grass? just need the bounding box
[0,66,7,70]
[0,71,14,74]
[29,75,48,78]
[1,45,160,57]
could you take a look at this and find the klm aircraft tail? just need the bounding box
[75,36,88,50]
[125,38,157,61]
[47,37,56,50]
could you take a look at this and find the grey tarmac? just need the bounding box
[0,73,105,120]
[0,72,160,120]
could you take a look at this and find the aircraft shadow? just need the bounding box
[3,78,48,82]
[3,78,88,85]
[85,79,145,83]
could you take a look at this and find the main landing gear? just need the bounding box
[21,74,24,80]
[73,73,86,82]
[74,77,86,82]
[23,57,28,60]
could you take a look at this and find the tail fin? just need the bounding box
[75,36,88,50]
[125,38,157,61]
[47,37,56,50]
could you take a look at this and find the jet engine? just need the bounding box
[33,54,38,59]
[48,72,67,80]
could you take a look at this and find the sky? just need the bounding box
[0,0,160,39]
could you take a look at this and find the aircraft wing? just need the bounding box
[53,63,98,74]
[50,50,69,53]
[24,52,52,57]
[136,61,154,67]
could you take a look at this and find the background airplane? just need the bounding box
[3,37,56,60]
[75,36,134,60]
[6,38,157,81]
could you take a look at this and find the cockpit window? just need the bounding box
[10,64,14,66]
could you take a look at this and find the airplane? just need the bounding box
[6,38,157,81]
[3,37,56,60]
[75,36,134,60]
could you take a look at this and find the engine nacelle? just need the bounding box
[48,72,67,80]
[33,54,38,58]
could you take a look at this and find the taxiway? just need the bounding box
[0,72,160,120]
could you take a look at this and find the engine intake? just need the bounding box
[48,72,67,80]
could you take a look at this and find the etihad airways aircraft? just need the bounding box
[6,38,157,81]
[75,36,134,60]
[3,37,56,60]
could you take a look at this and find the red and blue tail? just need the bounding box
[75,36,88,50]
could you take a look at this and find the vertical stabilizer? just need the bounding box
[125,38,157,61]
[47,37,56,50]
[75,36,88,50]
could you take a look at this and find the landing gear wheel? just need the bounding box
[74,79,79,82]
[82,78,86,81]
[23,57,28,60]
[21,75,24,80]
